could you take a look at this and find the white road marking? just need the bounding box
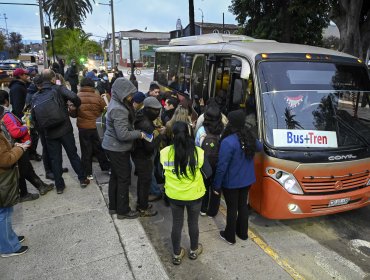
[349,239,370,258]
[314,251,368,280]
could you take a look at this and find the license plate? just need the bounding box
[328,198,350,207]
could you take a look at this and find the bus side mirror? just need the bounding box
[233,79,243,105]
[31,56,36,63]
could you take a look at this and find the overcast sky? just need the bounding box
[0,0,238,42]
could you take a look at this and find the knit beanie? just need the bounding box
[132,92,146,104]
[227,109,246,129]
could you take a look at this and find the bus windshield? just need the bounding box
[259,61,370,149]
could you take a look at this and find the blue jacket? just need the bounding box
[213,134,262,191]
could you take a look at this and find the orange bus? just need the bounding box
[154,34,370,219]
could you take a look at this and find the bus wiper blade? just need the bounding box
[334,115,370,145]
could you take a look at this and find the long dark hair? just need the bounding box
[221,124,257,159]
[172,121,198,179]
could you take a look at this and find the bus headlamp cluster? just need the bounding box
[266,168,304,195]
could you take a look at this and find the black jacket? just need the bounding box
[132,110,160,159]
[65,66,79,86]
[9,79,28,119]
[31,82,81,139]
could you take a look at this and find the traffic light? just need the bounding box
[79,57,86,63]
[44,26,52,41]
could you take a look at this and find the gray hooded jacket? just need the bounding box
[102,78,141,152]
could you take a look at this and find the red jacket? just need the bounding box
[1,111,31,144]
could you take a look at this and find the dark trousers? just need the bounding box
[201,175,221,216]
[39,130,52,174]
[170,199,202,255]
[18,150,41,196]
[132,156,153,210]
[28,127,39,156]
[106,150,132,215]
[222,186,250,243]
[78,128,110,175]
[70,83,78,94]
[46,131,85,189]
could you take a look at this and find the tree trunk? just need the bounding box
[330,0,363,58]
[189,0,195,36]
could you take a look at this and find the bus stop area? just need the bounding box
[0,122,292,280]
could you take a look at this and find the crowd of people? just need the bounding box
[0,61,261,266]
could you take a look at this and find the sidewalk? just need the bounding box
[1,157,167,280]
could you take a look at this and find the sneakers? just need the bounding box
[219,231,235,245]
[1,246,29,258]
[148,194,162,202]
[18,236,25,243]
[117,210,139,219]
[200,211,207,216]
[56,187,65,194]
[87,175,94,180]
[172,247,185,265]
[80,179,90,188]
[189,243,203,260]
[19,193,39,202]
[39,183,54,195]
[137,207,158,217]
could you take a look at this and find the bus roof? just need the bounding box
[158,34,356,61]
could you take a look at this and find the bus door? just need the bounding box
[190,55,209,115]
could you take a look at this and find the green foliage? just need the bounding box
[44,0,95,29]
[0,31,6,51]
[229,0,330,46]
[8,32,23,58]
[48,28,102,64]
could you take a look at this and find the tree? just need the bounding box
[322,35,340,50]
[0,31,6,51]
[189,0,195,36]
[43,0,95,29]
[329,0,370,59]
[8,32,23,58]
[229,0,330,46]
[50,28,102,64]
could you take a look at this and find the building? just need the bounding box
[106,29,170,67]
[170,21,239,39]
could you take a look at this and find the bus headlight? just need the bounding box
[266,167,304,195]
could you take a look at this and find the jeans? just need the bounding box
[222,186,250,243]
[78,128,110,175]
[106,150,132,215]
[132,157,153,210]
[46,131,86,189]
[149,172,162,196]
[169,199,202,255]
[0,207,21,254]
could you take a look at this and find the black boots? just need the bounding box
[33,177,54,195]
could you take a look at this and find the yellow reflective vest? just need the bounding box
[160,145,206,201]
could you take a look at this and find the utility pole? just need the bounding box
[38,0,48,68]
[110,0,116,67]
[3,13,8,38]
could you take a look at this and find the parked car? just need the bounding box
[0,60,26,85]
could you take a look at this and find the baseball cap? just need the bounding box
[13,68,29,77]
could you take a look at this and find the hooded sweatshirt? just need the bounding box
[102,78,141,152]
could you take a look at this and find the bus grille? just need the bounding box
[300,170,369,195]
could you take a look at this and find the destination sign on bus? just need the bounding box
[273,129,338,148]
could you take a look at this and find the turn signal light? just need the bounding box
[306,54,312,59]
[262,53,268,59]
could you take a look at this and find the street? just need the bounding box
[134,68,370,280]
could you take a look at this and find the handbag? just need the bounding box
[0,165,20,208]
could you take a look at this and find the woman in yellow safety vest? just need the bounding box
[160,121,211,265]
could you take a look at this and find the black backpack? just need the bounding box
[201,132,220,170]
[32,87,66,129]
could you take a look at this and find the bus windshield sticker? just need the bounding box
[273,129,338,148]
